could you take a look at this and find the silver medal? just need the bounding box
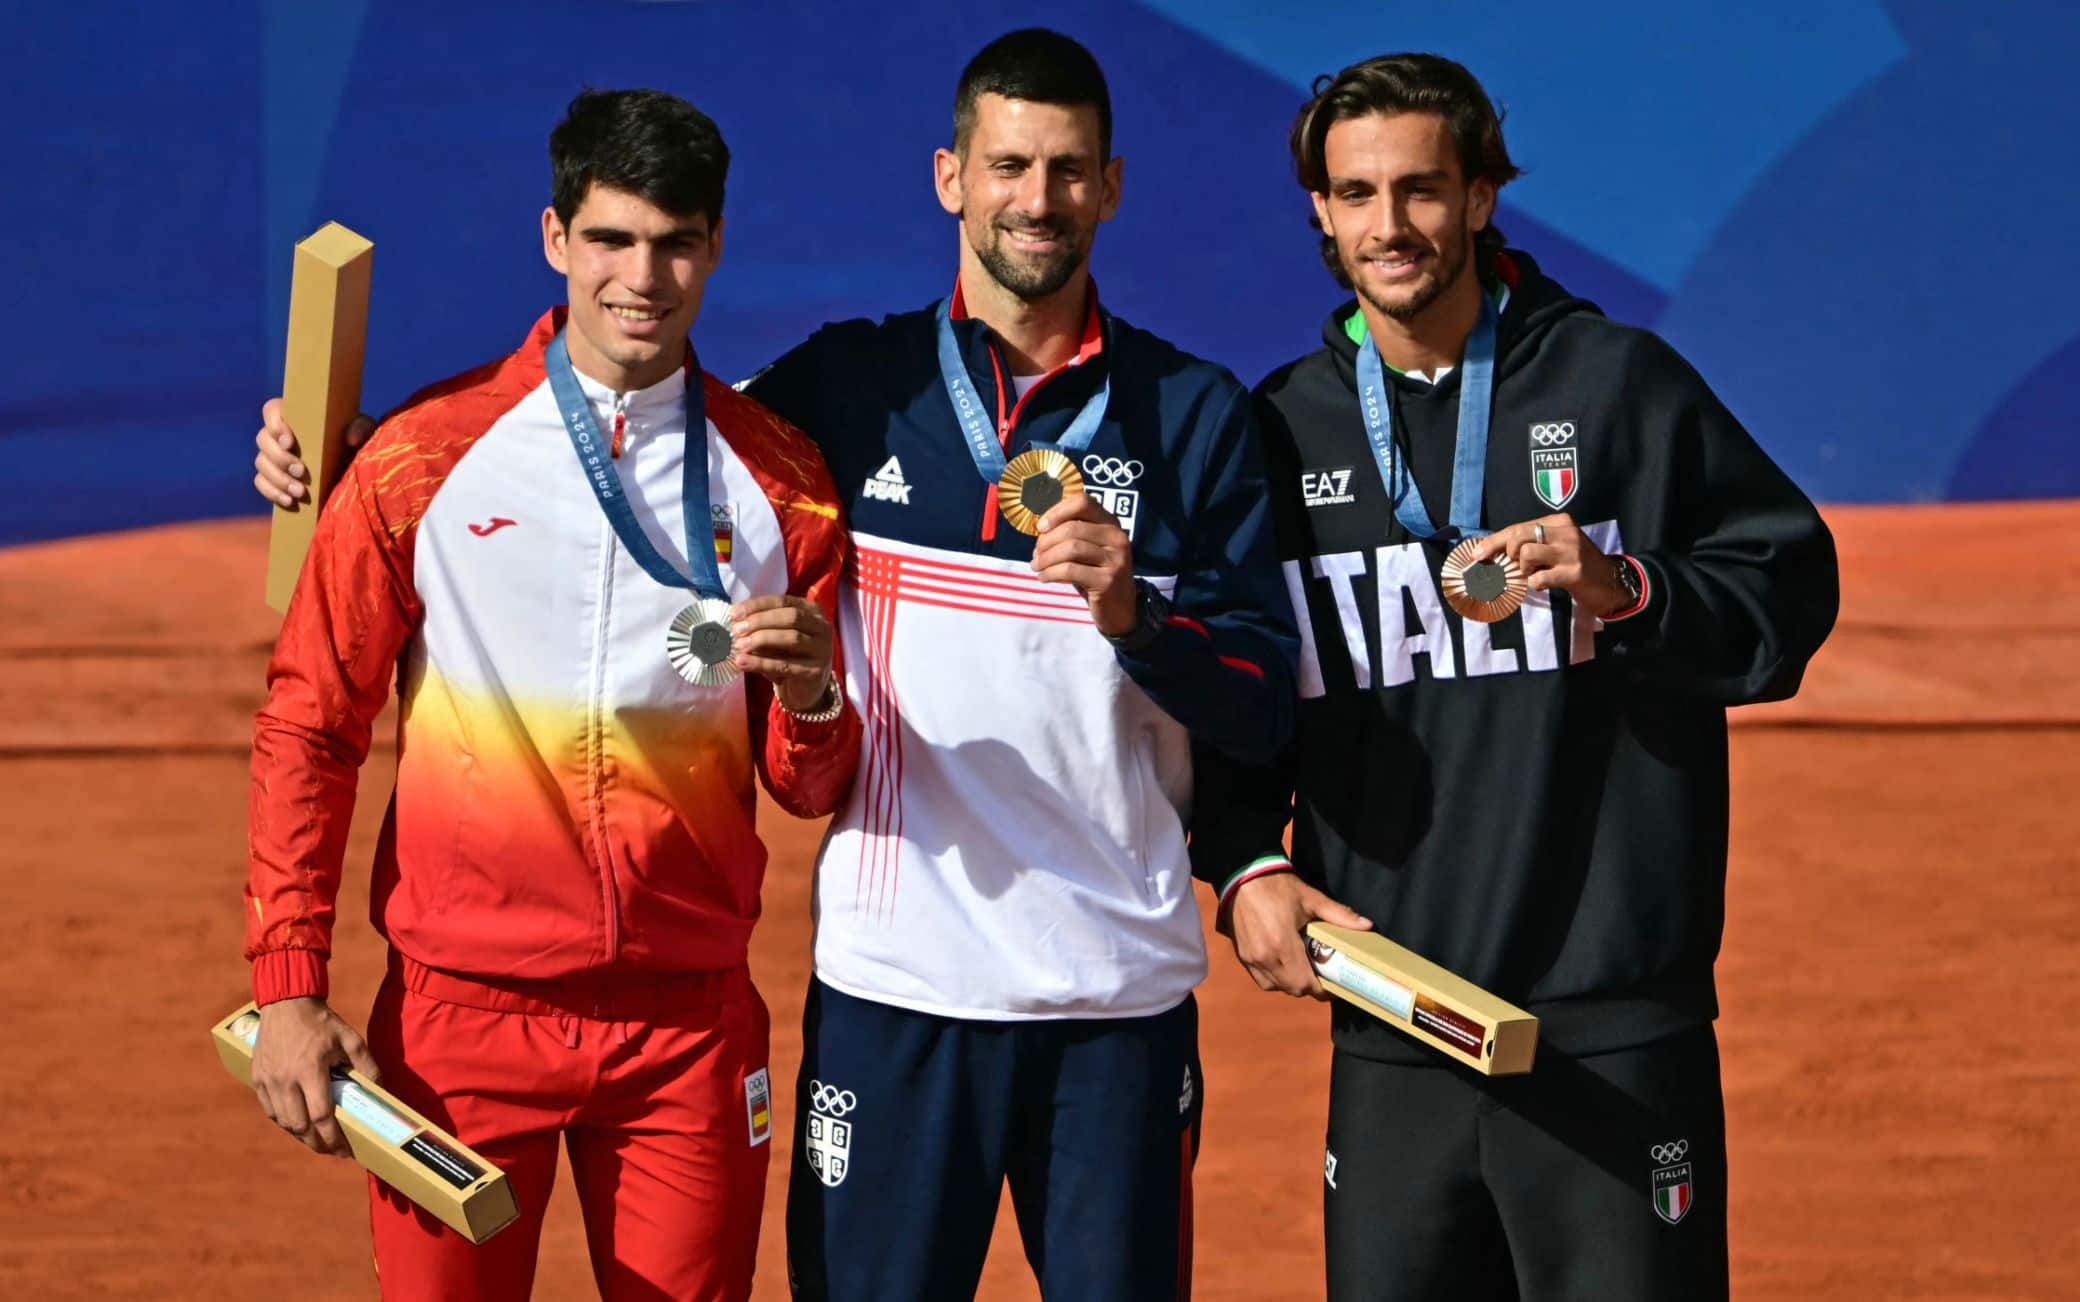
[666,596,740,687]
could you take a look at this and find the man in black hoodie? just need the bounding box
[1190,54,1838,1300]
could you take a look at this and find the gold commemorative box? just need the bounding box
[212,1002,518,1243]
[266,221,373,613]
[1305,923,1539,1076]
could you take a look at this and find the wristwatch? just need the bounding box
[1104,579,1171,653]
[1606,554,1645,619]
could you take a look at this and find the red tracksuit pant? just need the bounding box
[361,953,772,1300]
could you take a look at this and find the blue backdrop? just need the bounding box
[5,1,2075,544]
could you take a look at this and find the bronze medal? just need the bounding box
[1439,537,1526,623]
[996,447,1084,536]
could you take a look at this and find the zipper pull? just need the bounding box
[611,393,628,459]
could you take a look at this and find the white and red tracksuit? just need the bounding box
[245,307,858,1299]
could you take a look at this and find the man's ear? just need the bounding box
[542,206,570,276]
[1467,177,1496,235]
[933,147,964,217]
[1097,154,1124,224]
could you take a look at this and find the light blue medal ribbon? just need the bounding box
[932,296,1112,479]
[1353,292,1499,541]
[546,332,737,685]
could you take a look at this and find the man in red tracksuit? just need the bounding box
[243,89,858,1299]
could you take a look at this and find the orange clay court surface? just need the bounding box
[0,502,2073,1299]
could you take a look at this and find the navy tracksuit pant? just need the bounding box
[786,980,1202,1301]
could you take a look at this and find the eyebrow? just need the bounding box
[577,223,708,242]
[984,149,1095,166]
[1328,168,1453,188]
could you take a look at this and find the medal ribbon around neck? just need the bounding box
[1354,291,1499,541]
[932,295,1112,479]
[547,332,738,684]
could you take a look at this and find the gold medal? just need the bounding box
[996,448,1084,536]
[1439,537,1526,623]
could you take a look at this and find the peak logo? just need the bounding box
[1302,467,1357,509]
[862,456,911,505]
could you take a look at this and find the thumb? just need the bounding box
[1305,887,1373,931]
[347,414,376,447]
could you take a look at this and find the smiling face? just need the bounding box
[1310,111,1494,324]
[935,93,1121,303]
[541,182,723,391]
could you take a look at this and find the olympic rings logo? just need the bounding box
[809,1080,858,1116]
[1530,422,1576,445]
[1650,1140,1689,1165]
[1081,454,1144,486]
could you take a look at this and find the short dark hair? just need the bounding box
[953,29,1113,159]
[1289,54,1521,286]
[549,89,730,228]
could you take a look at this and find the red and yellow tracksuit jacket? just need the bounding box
[245,308,859,1005]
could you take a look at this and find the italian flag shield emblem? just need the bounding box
[1652,1162,1694,1225]
[1531,447,1578,509]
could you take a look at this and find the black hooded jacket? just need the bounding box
[1189,250,1839,1063]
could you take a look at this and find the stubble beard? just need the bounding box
[975,218,1087,301]
[1350,225,1471,324]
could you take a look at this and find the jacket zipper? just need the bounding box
[586,406,624,965]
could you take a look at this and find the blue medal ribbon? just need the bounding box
[546,331,726,600]
[933,296,1111,479]
[1353,292,1498,541]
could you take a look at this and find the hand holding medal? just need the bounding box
[1467,513,1632,619]
[1029,491,1140,637]
[729,595,839,712]
[1349,297,1632,623]
[1439,538,1527,623]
